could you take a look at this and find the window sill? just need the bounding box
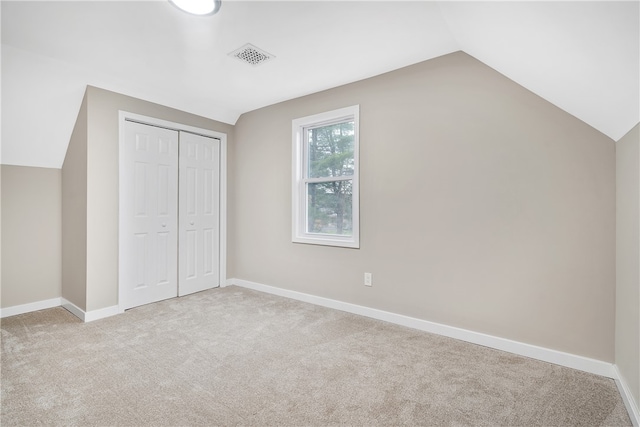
[292,235,359,249]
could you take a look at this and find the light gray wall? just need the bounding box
[62,93,88,310]
[1,167,2,303]
[615,123,640,408]
[231,51,616,362]
[1,165,61,308]
[84,86,234,311]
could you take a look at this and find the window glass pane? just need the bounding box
[307,180,352,236]
[307,121,354,178]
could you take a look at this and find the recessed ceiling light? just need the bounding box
[169,0,221,16]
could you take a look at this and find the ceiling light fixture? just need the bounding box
[169,0,221,16]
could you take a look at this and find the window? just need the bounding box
[292,105,359,248]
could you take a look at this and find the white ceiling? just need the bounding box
[1,1,638,168]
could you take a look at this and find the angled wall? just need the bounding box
[231,51,616,362]
[615,123,640,412]
[62,92,88,310]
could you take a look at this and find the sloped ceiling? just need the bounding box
[1,1,638,168]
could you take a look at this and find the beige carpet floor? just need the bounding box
[1,286,632,426]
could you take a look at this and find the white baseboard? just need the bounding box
[228,278,616,379]
[1,297,120,323]
[0,297,62,318]
[61,298,86,321]
[615,365,640,426]
[85,305,120,322]
[61,298,119,322]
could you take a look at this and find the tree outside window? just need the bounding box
[306,121,354,236]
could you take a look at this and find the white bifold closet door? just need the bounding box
[121,121,179,310]
[121,121,220,310]
[178,131,220,296]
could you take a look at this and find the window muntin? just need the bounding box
[292,106,359,248]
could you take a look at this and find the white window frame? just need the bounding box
[292,105,360,248]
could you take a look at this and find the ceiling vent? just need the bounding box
[229,43,275,66]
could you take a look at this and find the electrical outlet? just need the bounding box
[364,272,372,287]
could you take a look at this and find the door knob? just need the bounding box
[189,221,194,225]
[161,223,167,227]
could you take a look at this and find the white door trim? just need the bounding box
[118,111,227,314]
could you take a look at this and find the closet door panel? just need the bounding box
[179,132,220,296]
[121,121,179,310]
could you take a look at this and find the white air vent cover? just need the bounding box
[229,43,274,66]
